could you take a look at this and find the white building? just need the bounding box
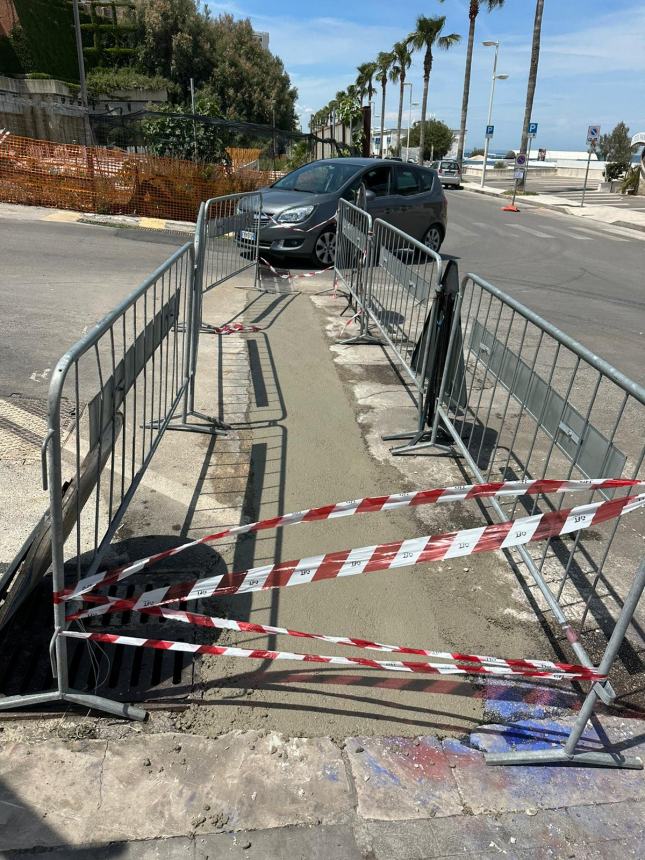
[370,127,408,156]
[253,31,270,51]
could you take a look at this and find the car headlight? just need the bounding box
[276,205,314,223]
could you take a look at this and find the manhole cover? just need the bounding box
[0,397,75,463]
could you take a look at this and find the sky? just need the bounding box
[206,0,645,152]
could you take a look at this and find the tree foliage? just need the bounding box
[406,16,460,159]
[132,2,297,129]
[409,118,454,160]
[142,92,230,163]
[598,122,632,166]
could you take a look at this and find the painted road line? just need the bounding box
[565,223,630,242]
[44,211,82,223]
[505,224,557,240]
[445,222,479,240]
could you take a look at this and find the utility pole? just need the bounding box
[272,101,277,172]
[72,0,92,145]
[190,77,198,160]
[72,0,88,109]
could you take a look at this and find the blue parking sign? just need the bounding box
[528,122,538,136]
[485,125,494,138]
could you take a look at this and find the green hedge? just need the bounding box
[12,0,79,81]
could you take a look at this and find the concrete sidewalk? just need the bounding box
[1,716,644,857]
[1,272,644,857]
[462,179,645,235]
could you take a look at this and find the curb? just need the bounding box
[40,207,195,234]
[462,182,645,237]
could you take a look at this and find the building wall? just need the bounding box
[0,0,18,37]
[0,75,89,143]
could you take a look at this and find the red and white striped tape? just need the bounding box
[58,478,644,603]
[260,257,334,281]
[66,492,645,622]
[124,603,605,680]
[62,630,605,682]
[205,323,262,335]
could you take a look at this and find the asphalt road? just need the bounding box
[441,188,645,381]
[0,217,186,399]
[1,198,643,397]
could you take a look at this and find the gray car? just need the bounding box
[238,158,447,267]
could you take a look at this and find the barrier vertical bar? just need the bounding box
[187,202,205,418]
[487,558,645,769]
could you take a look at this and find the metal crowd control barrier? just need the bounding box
[176,191,262,433]
[0,189,267,715]
[0,242,197,719]
[428,273,645,767]
[334,198,372,322]
[350,216,448,455]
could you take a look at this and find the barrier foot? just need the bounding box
[160,413,231,437]
[0,690,147,721]
[63,691,147,721]
[165,422,229,436]
[383,429,453,456]
[338,332,382,345]
[0,690,63,712]
[485,747,643,770]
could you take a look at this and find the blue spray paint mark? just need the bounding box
[322,763,340,782]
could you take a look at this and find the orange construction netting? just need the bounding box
[0,134,276,223]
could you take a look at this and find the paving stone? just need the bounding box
[0,732,352,850]
[195,824,364,859]
[565,798,645,848]
[443,726,645,816]
[346,736,463,821]
[356,818,439,859]
[1,827,363,859]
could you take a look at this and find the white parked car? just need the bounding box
[430,159,462,188]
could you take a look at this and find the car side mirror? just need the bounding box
[364,189,376,201]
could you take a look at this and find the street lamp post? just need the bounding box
[480,41,509,188]
[403,83,419,160]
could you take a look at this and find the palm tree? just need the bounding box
[375,50,394,157]
[335,90,347,144]
[456,0,506,163]
[345,84,360,149]
[390,40,413,157]
[407,16,460,163]
[519,0,544,165]
[356,61,377,108]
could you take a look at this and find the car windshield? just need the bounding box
[272,161,361,194]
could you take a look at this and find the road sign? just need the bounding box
[485,125,494,138]
[587,124,601,143]
[528,122,538,136]
[515,153,527,167]
[514,168,525,180]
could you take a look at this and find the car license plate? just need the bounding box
[240,230,255,241]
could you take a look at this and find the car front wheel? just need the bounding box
[313,229,336,267]
[423,224,444,253]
